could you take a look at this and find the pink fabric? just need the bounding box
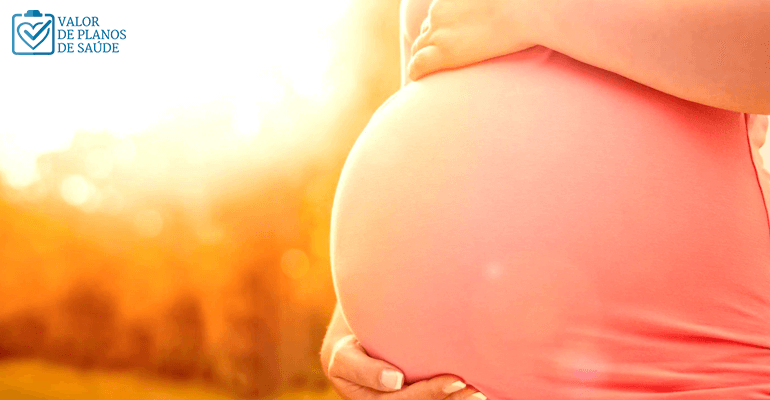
[331,1,770,398]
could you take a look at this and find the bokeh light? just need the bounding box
[60,175,92,206]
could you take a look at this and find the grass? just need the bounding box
[0,360,341,400]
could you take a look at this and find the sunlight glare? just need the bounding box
[111,138,137,167]
[85,149,114,180]
[1,158,39,189]
[0,0,355,189]
[232,76,288,138]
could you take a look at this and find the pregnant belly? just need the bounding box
[330,46,770,398]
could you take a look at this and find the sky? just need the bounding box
[1,0,354,188]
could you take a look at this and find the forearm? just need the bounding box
[320,301,353,375]
[530,0,770,114]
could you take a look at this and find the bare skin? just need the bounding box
[409,0,770,114]
[320,303,486,400]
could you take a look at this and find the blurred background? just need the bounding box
[1,1,401,399]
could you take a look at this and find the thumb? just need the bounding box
[328,334,405,391]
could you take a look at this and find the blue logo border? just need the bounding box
[12,13,56,55]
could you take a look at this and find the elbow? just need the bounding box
[758,97,770,116]
[748,77,770,115]
[747,96,770,116]
[722,86,770,115]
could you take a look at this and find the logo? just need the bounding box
[12,10,55,55]
[12,11,127,55]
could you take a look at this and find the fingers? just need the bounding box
[444,384,487,400]
[386,375,486,400]
[410,27,431,58]
[328,334,406,392]
[410,16,454,81]
[326,335,489,400]
[408,45,450,81]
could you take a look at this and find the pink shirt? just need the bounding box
[331,1,770,397]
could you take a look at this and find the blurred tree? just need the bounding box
[49,281,118,369]
[156,292,207,379]
[0,309,47,359]
[110,319,156,371]
[217,263,281,397]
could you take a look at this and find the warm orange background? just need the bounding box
[0,1,401,399]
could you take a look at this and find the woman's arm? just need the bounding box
[531,0,770,114]
[408,0,770,114]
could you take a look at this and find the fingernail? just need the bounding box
[469,392,487,400]
[380,369,404,390]
[442,380,466,394]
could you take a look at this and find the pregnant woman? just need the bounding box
[322,0,770,398]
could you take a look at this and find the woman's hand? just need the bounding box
[326,334,486,400]
[408,0,540,81]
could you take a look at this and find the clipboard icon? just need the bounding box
[12,10,55,55]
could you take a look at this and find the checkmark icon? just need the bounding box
[16,20,52,50]
[24,20,51,41]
